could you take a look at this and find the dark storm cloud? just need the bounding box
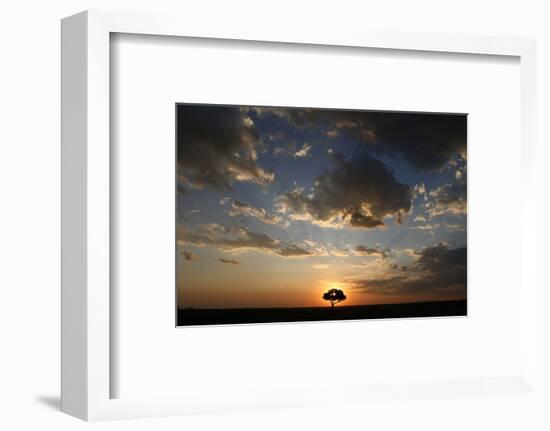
[177,105,274,191]
[253,107,466,171]
[349,212,385,228]
[178,223,324,258]
[351,243,466,295]
[218,258,239,265]
[355,246,388,259]
[276,151,411,228]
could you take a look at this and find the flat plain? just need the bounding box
[177,299,467,326]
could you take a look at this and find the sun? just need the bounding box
[315,281,350,305]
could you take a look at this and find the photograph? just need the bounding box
[176,104,467,326]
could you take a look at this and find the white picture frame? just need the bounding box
[61,9,539,421]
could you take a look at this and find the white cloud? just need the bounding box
[292,142,311,158]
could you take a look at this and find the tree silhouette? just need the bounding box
[323,288,347,308]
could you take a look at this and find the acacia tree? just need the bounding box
[323,288,347,308]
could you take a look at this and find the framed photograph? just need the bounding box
[176,103,467,326]
[62,10,540,422]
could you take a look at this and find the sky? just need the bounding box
[176,104,467,309]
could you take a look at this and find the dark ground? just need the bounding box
[177,299,467,326]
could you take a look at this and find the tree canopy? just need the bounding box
[323,288,347,307]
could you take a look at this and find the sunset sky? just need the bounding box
[176,104,467,309]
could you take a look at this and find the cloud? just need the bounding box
[292,143,312,158]
[413,183,428,201]
[178,223,325,258]
[355,245,388,259]
[394,248,417,257]
[441,221,466,231]
[253,107,466,171]
[411,224,434,230]
[428,182,467,216]
[180,250,198,261]
[220,198,282,225]
[177,105,274,191]
[349,212,385,228]
[218,258,239,265]
[422,156,466,217]
[271,141,311,159]
[277,243,317,257]
[350,243,466,296]
[362,112,466,171]
[273,147,285,156]
[276,151,411,229]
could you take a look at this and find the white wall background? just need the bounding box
[1,1,548,430]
